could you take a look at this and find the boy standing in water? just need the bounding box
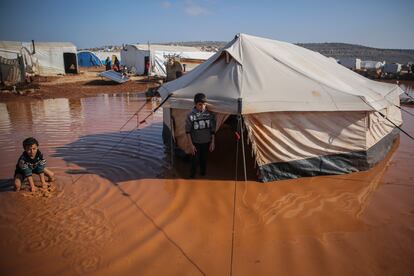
[185,93,216,178]
[14,137,55,192]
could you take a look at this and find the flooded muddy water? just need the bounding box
[0,93,414,276]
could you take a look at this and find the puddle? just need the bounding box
[0,92,414,275]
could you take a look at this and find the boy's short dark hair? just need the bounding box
[194,93,207,104]
[23,137,39,149]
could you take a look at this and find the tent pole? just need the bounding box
[169,111,174,168]
[237,98,247,181]
[235,117,240,181]
[147,41,151,82]
[240,115,247,182]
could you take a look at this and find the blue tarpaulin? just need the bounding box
[77,51,102,67]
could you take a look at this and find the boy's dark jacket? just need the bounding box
[185,107,216,144]
[15,150,46,177]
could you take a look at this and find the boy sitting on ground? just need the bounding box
[14,137,55,192]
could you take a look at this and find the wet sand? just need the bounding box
[0,93,414,275]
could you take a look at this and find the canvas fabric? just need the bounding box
[159,34,403,114]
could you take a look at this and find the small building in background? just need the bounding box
[121,44,215,78]
[382,62,402,78]
[360,60,383,71]
[338,57,362,70]
[360,60,383,78]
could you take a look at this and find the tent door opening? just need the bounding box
[63,52,78,74]
[164,112,256,180]
[195,114,256,180]
[144,56,150,75]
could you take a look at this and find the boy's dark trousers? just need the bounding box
[190,143,209,177]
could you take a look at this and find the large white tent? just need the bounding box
[121,44,214,77]
[0,41,78,75]
[159,33,403,182]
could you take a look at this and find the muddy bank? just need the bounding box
[0,95,414,275]
[0,69,157,102]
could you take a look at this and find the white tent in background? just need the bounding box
[361,60,383,71]
[159,33,403,182]
[121,44,215,77]
[93,51,121,65]
[0,41,78,75]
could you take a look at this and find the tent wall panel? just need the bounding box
[244,111,367,166]
[366,92,402,148]
[257,127,399,182]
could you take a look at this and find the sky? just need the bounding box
[0,0,413,49]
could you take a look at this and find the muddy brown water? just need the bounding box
[0,92,413,275]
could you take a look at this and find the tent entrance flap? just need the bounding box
[63,52,78,74]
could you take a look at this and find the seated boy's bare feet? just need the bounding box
[41,182,48,189]
[30,186,37,192]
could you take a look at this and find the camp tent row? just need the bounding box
[159,33,403,182]
[121,44,215,77]
[0,41,78,75]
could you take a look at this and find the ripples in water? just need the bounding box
[1,92,413,275]
[0,93,165,179]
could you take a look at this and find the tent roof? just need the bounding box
[93,51,120,59]
[159,33,401,114]
[127,44,203,52]
[0,41,23,50]
[33,42,76,49]
[124,43,214,62]
[0,41,76,52]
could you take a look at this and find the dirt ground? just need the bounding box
[0,67,159,102]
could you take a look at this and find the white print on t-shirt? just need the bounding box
[193,119,210,130]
